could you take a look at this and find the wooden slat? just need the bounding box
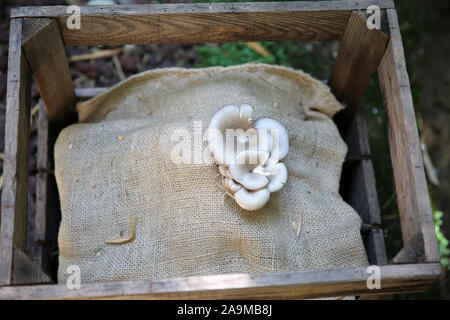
[12,248,52,285]
[35,100,49,269]
[354,159,387,265]
[36,100,50,172]
[10,1,395,46]
[21,18,76,125]
[0,19,32,286]
[11,0,396,18]
[367,229,388,266]
[352,160,382,227]
[345,112,371,161]
[343,116,381,223]
[35,102,59,279]
[330,11,389,132]
[378,9,440,263]
[0,263,441,300]
[341,113,387,266]
[327,11,389,266]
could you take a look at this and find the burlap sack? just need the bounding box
[55,63,368,284]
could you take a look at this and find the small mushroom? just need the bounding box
[234,187,270,211]
[223,177,242,193]
[229,150,270,190]
[267,162,288,193]
[254,118,289,161]
[208,104,254,165]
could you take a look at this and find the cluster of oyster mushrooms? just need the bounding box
[207,104,289,211]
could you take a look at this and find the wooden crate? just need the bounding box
[0,1,442,299]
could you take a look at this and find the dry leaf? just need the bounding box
[244,42,271,57]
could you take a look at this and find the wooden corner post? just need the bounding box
[329,10,389,132]
[0,18,32,286]
[0,17,67,286]
[22,18,76,125]
[328,10,390,269]
[378,9,440,264]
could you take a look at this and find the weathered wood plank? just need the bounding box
[327,11,389,266]
[0,263,441,299]
[342,115,382,226]
[341,113,387,266]
[378,9,440,263]
[22,18,76,125]
[0,19,32,286]
[345,112,371,161]
[35,101,49,269]
[36,100,49,172]
[10,0,396,18]
[11,1,394,46]
[367,229,388,265]
[359,160,383,226]
[330,11,389,132]
[12,248,52,285]
[56,11,351,46]
[35,102,59,279]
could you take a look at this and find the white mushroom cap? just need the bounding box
[207,104,254,165]
[209,104,253,133]
[234,187,270,211]
[267,162,288,193]
[229,150,270,190]
[254,118,289,161]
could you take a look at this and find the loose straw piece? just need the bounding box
[112,54,126,81]
[31,104,39,117]
[214,173,234,199]
[68,47,123,62]
[244,42,271,58]
[136,94,150,103]
[104,215,135,244]
[297,202,303,238]
[421,142,439,186]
